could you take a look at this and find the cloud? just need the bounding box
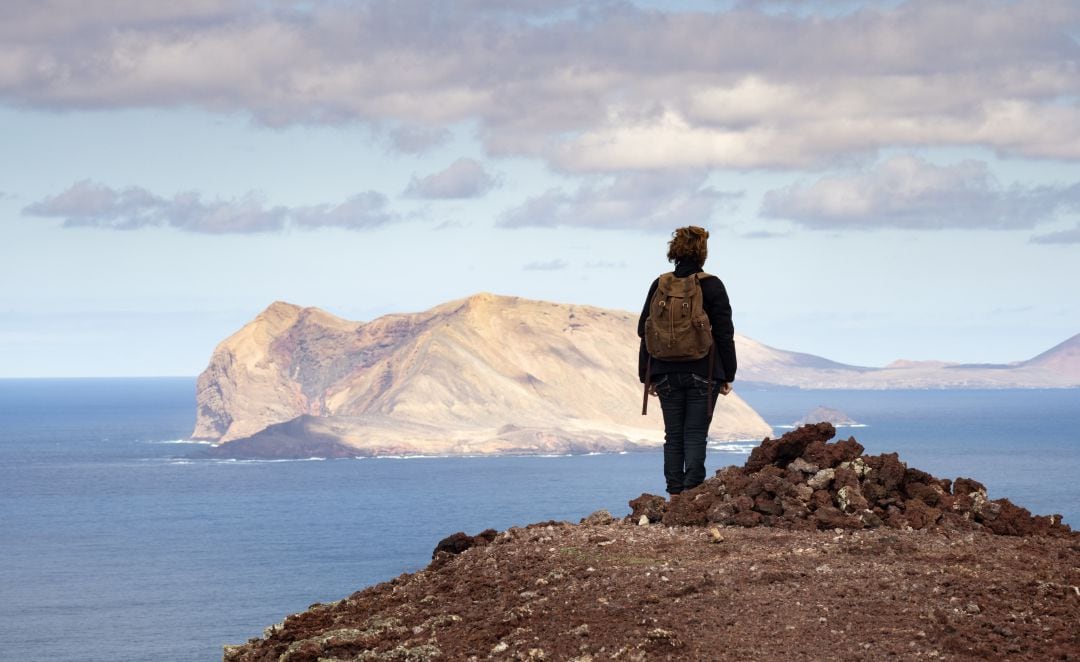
[741,230,786,239]
[523,259,569,271]
[1031,223,1080,244]
[760,155,1080,230]
[388,124,452,154]
[2,1,1080,170]
[432,219,465,231]
[23,180,396,233]
[498,171,740,231]
[404,158,498,199]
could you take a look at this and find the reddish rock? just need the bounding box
[744,423,835,472]
[832,466,860,491]
[707,499,738,525]
[628,493,667,523]
[734,494,755,512]
[657,426,1072,538]
[431,529,497,558]
[859,510,884,528]
[980,499,1069,537]
[810,489,834,510]
[779,497,810,521]
[714,466,750,495]
[733,510,763,527]
[814,506,861,530]
[803,435,864,469]
[953,477,987,497]
[904,500,942,530]
[663,490,710,526]
[905,481,943,506]
[886,509,908,529]
[903,466,935,487]
[870,452,907,492]
[754,494,783,516]
[744,476,766,498]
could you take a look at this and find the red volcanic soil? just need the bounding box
[224,425,1079,661]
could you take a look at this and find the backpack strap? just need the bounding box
[697,271,716,418]
[641,355,652,416]
[706,344,715,419]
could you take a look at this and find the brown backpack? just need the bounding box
[644,272,713,361]
[641,272,716,416]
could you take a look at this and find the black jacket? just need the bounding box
[637,261,737,384]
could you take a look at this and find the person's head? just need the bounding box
[666,226,709,265]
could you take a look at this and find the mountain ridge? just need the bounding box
[193,295,1079,458]
[193,294,773,457]
[736,331,1080,389]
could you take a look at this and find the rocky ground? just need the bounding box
[224,425,1079,661]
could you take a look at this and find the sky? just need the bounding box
[2,0,1079,377]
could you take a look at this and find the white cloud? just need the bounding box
[23,180,396,233]
[388,124,452,154]
[761,155,1080,230]
[1,1,1079,170]
[498,171,740,231]
[1031,223,1080,244]
[404,158,498,199]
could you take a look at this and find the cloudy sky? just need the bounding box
[2,0,1079,377]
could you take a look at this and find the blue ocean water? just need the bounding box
[1,378,1077,661]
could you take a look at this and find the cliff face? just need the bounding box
[193,294,773,456]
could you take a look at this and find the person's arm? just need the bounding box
[701,276,736,383]
[638,278,659,383]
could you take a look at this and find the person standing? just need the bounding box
[638,226,736,497]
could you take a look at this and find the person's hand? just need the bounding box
[648,383,659,397]
[718,381,732,396]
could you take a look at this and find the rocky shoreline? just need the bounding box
[223,425,1078,661]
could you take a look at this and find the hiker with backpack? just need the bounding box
[638,226,737,499]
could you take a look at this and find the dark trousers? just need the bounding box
[655,372,720,495]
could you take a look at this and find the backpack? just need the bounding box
[644,272,713,361]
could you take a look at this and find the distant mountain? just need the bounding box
[192,295,773,458]
[793,406,858,427]
[735,333,1080,389]
[1018,333,1080,374]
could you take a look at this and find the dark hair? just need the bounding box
[666,226,709,265]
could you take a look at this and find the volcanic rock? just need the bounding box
[225,522,1079,661]
[431,529,497,559]
[628,494,666,524]
[654,424,1073,537]
[225,430,1078,661]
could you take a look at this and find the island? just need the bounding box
[793,405,859,427]
[192,294,773,458]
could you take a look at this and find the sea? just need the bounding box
[1,378,1077,661]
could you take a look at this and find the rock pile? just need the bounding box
[631,423,1072,537]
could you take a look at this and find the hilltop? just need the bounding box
[223,426,1077,661]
